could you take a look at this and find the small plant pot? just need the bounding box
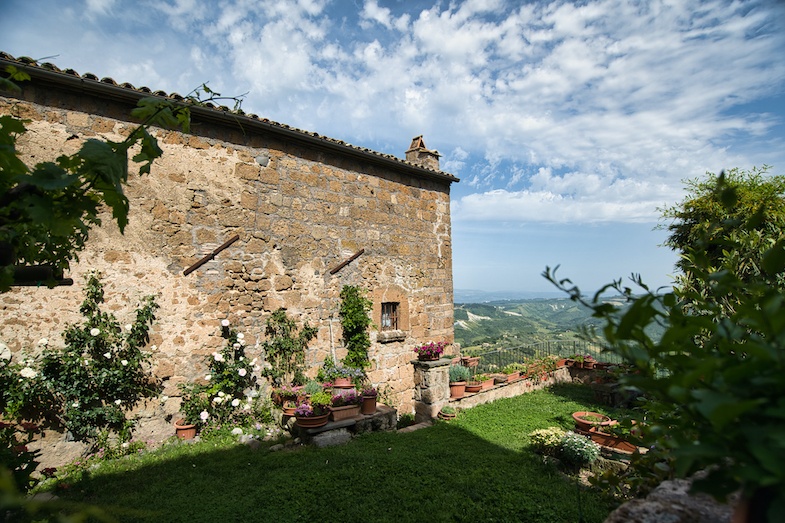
[174,419,197,440]
[333,377,352,388]
[481,379,494,391]
[360,395,377,415]
[438,409,457,420]
[465,381,482,393]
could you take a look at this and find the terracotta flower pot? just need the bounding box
[295,413,329,428]
[465,381,483,393]
[174,419,197,440]
[333,377,352,388]
[329,404,361,421]
[450,381,466,399]
[572,411,613,432]
[480,379,494,391]
[360,395,377,415]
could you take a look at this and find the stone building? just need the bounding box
[0,53,458,425]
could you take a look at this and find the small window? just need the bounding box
[381,302,399,331]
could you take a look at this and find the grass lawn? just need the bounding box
[45,384,625,522]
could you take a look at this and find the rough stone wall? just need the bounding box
[0,81,455,436]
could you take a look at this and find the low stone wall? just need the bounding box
[412,361,574,421]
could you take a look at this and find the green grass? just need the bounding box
[46,384,623,522]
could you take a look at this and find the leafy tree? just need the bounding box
[545,168,785,521]
[660,166,785,312]
[0,63,243,291]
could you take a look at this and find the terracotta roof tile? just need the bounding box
[0,52,458,182]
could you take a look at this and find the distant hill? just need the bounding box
[453,296,634,351]
[453,289,565,303]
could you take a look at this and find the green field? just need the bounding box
[453,297,630,351]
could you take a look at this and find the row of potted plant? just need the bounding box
[287,385,379,428]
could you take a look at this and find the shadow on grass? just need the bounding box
[54,386,622,523]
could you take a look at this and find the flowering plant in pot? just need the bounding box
[294,391,330,428]
[331,390,361,407]
[413,341,446,361]
[360,386,378,415]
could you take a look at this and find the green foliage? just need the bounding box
[0,64,244,291]
[558,432,601,469]
[259,308,316,386]
[546,167,785,519]
[448,364,471,383]
[661,166,785,313]
[0,421,41,493]
[339,285,373,369]
[528,427,566,457]
[0,273,159,443]
[178,321,267,429]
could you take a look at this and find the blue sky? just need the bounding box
[2,0,784,295]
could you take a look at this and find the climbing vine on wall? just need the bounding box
[339,285,373,369]
[260,308,317,386]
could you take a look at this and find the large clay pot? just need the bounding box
[450,381,466,399]
[572,411,613,432]
[295,413,329,428]
[465,381,483,393]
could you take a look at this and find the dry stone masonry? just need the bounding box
[0,54,458,456]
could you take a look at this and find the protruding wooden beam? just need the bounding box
[329,249,365,275]
[183,234,240,276]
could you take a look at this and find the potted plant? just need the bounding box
[449,364,471,399]
[476,373,494,390]
[360,386,378,415]
[294,391,331,428]
[572,411,614,433]
[413,341,446,361]
[438,405,457,420]
[501,363,524,382]
[329,389,362,421]
[319,357,364,388]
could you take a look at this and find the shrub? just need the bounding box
[178,321,267,430]
[449,365,471,383]
[259,308,316,387]
[0,273,159,444]
[559,432,600,469]
[529,427,566,457]
[339,285,373,369]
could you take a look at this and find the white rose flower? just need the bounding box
[231,398,240,407]
[20,367,37,379]
[212,396,222,404]
[233,343,240,349]
[0,342,11,361]
[150,345,157,351]
[90,328,100,336]
[72,401,79,408]
[239,339,246,346]
[125,324,132,332]
[221,319,230,327]
[213,352,224,362]
[218,391,225,397]
[200,410,209,421]
[204,374,211,381]
[231,427,243,435]
[114,399,122,405]
[238,368,247,377]
[236,333,244,340]
[159,395,169,403]
[38,338,49,346]
[103,352,111,359]
[121,359,128,366]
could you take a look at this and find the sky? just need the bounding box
[2,0,784,297]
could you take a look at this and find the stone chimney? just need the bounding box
[405,135,441,171]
